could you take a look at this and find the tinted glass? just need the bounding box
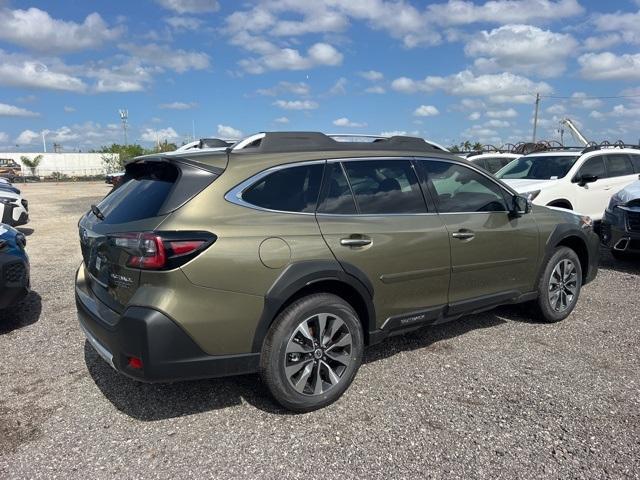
[96,162,178,224]
[578,156,605,179]
[242,164,323,213]
[343,160,426,214]
[484,157,512,174]
[496,155,578,180]
[606,154,634,177]
[317,163,357,214]
[630,154,640,173]
[422,160,508,213]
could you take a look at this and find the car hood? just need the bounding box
[611,180,640,205]
[501,179,556,193]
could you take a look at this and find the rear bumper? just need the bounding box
[75,267,259,382]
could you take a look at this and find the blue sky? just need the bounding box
[0,0,639,152]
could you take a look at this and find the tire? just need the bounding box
[260,293,364,412]
[532,247,582,323]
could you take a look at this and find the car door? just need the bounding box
[571,155,611,218]
[605,153,638,198]
[417,158,539,307]
[315,159,451,328]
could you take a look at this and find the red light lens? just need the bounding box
[122,233,166,269]
[127,356,143,369]
[168,240,205,256]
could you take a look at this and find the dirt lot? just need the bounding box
[0,182,639,479]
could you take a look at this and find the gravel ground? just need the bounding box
[0,182,639,479]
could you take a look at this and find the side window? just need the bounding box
[242,163,323,213]
[317,163,357,214]
[630,154,640,173]
[606,154,634,177]
[484,157,507,174]
[578,156,606,179]
[342,160,426,214]
[421,160,508,213]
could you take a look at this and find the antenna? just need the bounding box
[118,109,129,145]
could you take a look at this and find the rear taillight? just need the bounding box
[112,231,215,270]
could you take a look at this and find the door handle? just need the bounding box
[340,238,372,247]
[452,230,475,240]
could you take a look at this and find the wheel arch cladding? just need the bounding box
[547,224,590,282]
[251,260,376,353]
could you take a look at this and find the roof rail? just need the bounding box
[231,131,446,154]
[581,140,640,154]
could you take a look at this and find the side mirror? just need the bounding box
[511,195,530,217]
[578,174,598,187]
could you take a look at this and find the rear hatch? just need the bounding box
[78,156,222,313]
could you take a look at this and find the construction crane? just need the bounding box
[559,118,589,146]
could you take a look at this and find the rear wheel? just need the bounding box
[532,247,582,323]
[260,293,363,412]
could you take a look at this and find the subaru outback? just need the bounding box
[76,132,599,412]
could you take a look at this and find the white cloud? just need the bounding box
[468,112,481,121]
[592,10,640,45]
[365,86,386,94]
[15,130,40,145]
[328,77,348,96]
[0,103,40,117]
[0,132,9,143]
[88,60,153,93]
[485,119,510,128]
[155,0,219,14]
[413,105,440,117]
[159,101,197,110]
[164,16,204,30]
[140,127,180,143]
[428,0,583,26]
[0,7,121,53]
[546,104,566,115]
[461,125,500,143]
[359,70,384,81]
[578,52,640,81]
[257,81,310,96]
[486,108,518,118]
[0,50,87,92]
[380,130,408,137]
[274,116,290,124]
[273,99,319,110]
[120,43,210,73]
[217,124,243,139]
[583,34,622,51]
[333,117,367,128]
[465,24,577,77]
[63,106,75,113]
[392,70,552,103]
[570,92,603,109]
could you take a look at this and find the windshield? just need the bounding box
[496,155,579,180]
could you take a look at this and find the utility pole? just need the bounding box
[41,131,47,152]
[532,92,540,143]
[119,109,129,145]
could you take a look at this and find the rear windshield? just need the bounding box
[496,155,579,180]
[95,162,178,224]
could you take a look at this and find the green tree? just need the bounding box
[94,144,145,172]
[448,145,461,153]
[472,142,483,151]
[20,154,43,175]
[156,140,177,153]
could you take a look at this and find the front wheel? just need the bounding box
[532,247,582,323]
[260,293,364,412]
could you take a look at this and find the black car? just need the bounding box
[601,180,640,259]
[0,224,29,309]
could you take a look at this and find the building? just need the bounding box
[0,152,119,177]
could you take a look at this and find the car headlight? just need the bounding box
[0,196,15,205]
[522,190,541,201]
[607,194,625,211]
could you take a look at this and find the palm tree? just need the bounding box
[20,154,43,176]
[472,142,483,151]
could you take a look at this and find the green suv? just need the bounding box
[76,132,599,411]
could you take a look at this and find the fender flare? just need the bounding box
[250,260,376,353]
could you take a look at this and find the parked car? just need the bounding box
[601,180,640,258]
[0,158,22,182]
[0,224,29,310]
[465,152,521,174]
[0,188,29,227]
[76,132,599,412]
[496,145,640,221]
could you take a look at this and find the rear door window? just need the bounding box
[630,154,640,173]
[605,154,635,177]
[342,160,427,214]
[317,163,357,215]
[242,163,323,213]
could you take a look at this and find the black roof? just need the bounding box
[237,132,446,154]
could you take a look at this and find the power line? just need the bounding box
[541,94,640,100]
